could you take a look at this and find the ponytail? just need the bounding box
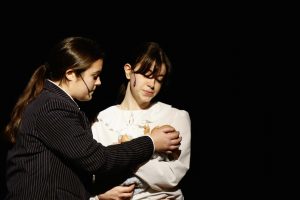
[4,65,47,143]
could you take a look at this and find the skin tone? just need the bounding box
[119,62,166,110]
[98,184,135,200]
[53,59,103,101]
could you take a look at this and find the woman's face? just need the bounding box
[129,63,166,106]
[73,59,103,101]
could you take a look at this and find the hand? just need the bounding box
[118,134,132,143]
[150,125,181,153]
[98,184,135,200]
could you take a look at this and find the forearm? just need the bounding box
[135,156,189,191]
[95,136,153,173]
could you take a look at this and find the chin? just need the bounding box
[143,96,153,102]
[78,96,92,101]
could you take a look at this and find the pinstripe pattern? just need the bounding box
[5,80,153,200]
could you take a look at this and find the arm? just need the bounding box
[37,99,153,173]
[135,110,191,191]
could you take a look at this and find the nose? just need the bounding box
[148,78,155,90]
[95,77,101,86]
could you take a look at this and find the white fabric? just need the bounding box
[92,102,191,200]
[90,195,99,200]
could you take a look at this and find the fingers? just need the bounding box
[161,126,175,133]
[167,131,180,139]
[173,136,182,147]
[119,184,135,192]
[151,125,182,153]
[173,136,182,144]
[118,185,135,198]
[167,136,182,153]
[156,124,175,133]
[99,185,134,200]
[166,144,181,152]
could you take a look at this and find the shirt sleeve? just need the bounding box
[134,110,191,191]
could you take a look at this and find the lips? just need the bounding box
[143,90,154,96]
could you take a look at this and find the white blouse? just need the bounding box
[92,102,191,200]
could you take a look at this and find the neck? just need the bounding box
[120,97,151,110]
[120,86,151,110]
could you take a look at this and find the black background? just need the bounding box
[0,4,273,199]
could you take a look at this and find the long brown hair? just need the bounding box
[4,37,105,143]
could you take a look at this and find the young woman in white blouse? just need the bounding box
[91,42,191,200]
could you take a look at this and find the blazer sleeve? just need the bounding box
[36,98,153,173]
[134,110,191,190]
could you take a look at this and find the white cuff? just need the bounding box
[90,195,99,200]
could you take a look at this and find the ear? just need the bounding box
[124,63,133,80]
[65,69,77,81]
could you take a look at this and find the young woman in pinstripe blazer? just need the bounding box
[3,37,181,200]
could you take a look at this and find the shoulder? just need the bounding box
[155,102,189,116]
[150,102,190,123]
[92,105,129,130]
[36,90,79,113]
[94,105,119,122]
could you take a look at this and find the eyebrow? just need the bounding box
[92,70,102,74]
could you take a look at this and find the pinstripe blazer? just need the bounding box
[5,80,153,200]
